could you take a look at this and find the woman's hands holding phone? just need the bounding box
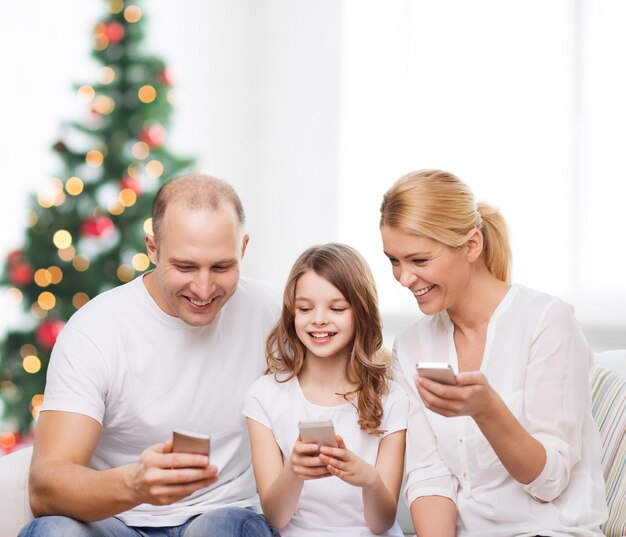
[415,370,498,420]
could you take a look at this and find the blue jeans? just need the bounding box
[18,507,280,537]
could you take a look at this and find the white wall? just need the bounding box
[1,1,625,350]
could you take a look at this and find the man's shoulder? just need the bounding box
[66,278,140,329]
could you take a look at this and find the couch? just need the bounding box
[1,350,624,537]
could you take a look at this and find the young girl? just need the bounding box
[243,243,408,537]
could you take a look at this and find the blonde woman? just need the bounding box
[380,170,607,536]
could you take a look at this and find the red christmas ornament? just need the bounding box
[7,250,23,265]
[8,262,34,286]
[139,124,166,148]
[105,21,125,44]
[80,215,115,238]
[120,176,142,195]
[159,68,173,86]
[36,320,65,350]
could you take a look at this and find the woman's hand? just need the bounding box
[318,436,378,489]
[415,371,498,419]
[288,437,332,480]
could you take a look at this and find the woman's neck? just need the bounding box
[447,267,511,335]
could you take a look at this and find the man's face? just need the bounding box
[145,201,248,327]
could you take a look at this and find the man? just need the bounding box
[19,175,281,536]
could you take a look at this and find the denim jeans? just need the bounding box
[18,506,280,537]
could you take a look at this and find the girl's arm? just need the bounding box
[246,418,330,529]
[410,495,457,537]
[319,429,406,534]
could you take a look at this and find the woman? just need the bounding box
[379,169,607,536]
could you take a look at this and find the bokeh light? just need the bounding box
[30,302,48,320]
[117,264,135,282]
[53,230,73,249]
[7,287,23,305]
[34,269,53,287]
[77,85,96,102]
[72,292,90,309]
[93,95,115,115]
[108,0,124,14]
[20,344,38,358]
[0,433,16,450]
[72,254,91,272]
[27,210,38,228]
[138,85,156,103]
[86,149,104,167]
[131,141,150,160]
[124,5,142,23]
[58,245,76,262]
[65,176,84,196]
[108,200,125,215]
[23,355,42,374]
[48,266,63,284]
[145,160,164,178]
[98,66,116,85]
[143,218,153,236]
[119,188,137,207]
[38,291,56,311]
[131,253,150,271]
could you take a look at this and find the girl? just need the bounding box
[243,243,408,536]
[380,169,607,536]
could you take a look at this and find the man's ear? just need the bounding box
[465,228,484,263]
[146,233,158,265]
[241,234,250,259]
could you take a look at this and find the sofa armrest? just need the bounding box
[0,446,34,537]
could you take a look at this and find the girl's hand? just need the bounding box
[318,436,378,489]
[415,371,497,419]
[289,437,332,480]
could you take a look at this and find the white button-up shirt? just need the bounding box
[393,284,607,536]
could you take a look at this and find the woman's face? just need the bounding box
[380,225,471,315]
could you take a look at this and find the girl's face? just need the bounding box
[381,225,471,316]
[294,270,355,362]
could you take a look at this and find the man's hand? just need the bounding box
[126,439,219,506]
[415,371,497,419]
[287,436,332,480]
[318,436,378,488]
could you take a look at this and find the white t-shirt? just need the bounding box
[41,275,281,527]
[393,284,608,537]
[243,373,408,537]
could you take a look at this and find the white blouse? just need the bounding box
[393,284,608,537]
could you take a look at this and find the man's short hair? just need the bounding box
[151,174,245,243]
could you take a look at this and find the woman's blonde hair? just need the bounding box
[266,243,388,435]
[380,169,511,283]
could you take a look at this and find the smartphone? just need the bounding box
[415,362,456,385]
[298,419,337,447]
[172,429,211,459]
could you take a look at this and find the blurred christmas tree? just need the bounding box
[0,0,193,442]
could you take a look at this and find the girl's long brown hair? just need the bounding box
[266,243,389,435]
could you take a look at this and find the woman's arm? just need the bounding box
[319,430,405,534]
[246,418,329,529]
[416,373,547,484]
[411,495,457,537]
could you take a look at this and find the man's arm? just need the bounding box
[29,411,219,521]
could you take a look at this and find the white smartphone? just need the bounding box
[172,429,211,460]
[298,419,337,447]
[415,362,456,385]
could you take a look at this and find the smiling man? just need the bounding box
[20,175,281,537]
